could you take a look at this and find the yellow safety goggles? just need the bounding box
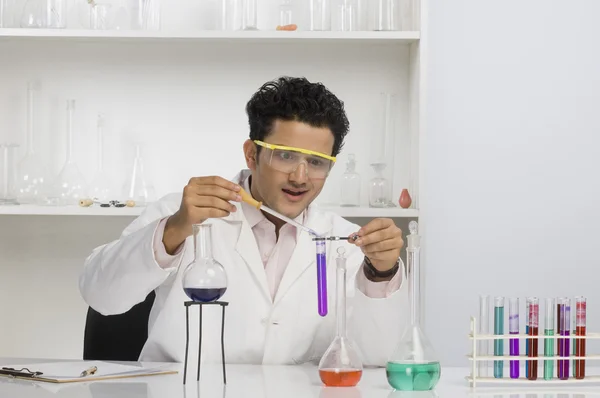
[254,140,336,179]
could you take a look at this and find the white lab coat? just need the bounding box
[79,170,408,369]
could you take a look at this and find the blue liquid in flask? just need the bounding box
[184,287,227,302]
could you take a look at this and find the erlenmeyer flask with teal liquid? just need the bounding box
[386,221,441,391]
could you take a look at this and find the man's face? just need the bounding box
[244,120,335,219]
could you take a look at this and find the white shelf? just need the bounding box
[0,205,142,216]
[0,28,420,44]
[0,204,418,218]
[317,206,419,218]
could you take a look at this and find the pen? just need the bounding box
[80,366,98,377]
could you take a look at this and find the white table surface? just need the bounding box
[1,358,600,398]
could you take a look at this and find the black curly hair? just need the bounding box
[246,76,349,157]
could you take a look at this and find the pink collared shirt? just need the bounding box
[153,178,401,299]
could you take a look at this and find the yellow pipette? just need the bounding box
[239,187,319,236]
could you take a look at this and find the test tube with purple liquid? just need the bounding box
[509,298,520,379]
[316,239,328,316]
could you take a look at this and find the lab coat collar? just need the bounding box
[221,169,333,304]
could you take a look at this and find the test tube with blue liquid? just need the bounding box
[560,298,571,380]
[509,298,519,379]
[315,239,328,316]
[493,297,505,378]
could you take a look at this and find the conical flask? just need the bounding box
[318,247,363,387]
[387,221,441,391]
[182,224,228,302]
[87,114,114,202]
[122,142,155,206]
[48,99,88,206]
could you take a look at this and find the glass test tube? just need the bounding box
[573,304,576,378]
[478,295,490,377]
[575,296,586,379]
[543,298,555,380]
[525,298,530,376]
[509,298,519,379]
[559,298,571,380]
[556,297,564,378]
[316,239,328,317]
[527,297,539,380]
[493,297,505,378]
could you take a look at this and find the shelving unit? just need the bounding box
[0,204,419,218]
[0,28,420,43]
[0,0,426,360]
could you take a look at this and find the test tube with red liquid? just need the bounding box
[575,296,586,379]
[527,297,539,380]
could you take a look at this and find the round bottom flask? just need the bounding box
[182,223,228,302]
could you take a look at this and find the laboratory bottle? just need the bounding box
[182,223,228,302]
[386,221,441,391]
[340,153,360,207]
[318,247,363,387]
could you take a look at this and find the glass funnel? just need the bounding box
[182,224,228,302]
[88,114,114,203]
[48,100,88,206]
[369,162,392,207]
[122,142,155,206]
[387,221,441,391]
[318,247,363,387]
[15,81,48,205]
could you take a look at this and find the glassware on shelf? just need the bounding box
[371,0,400,31]
[368,162,392,207]
[131,0,160,30]
[15,81,48,205]
[20,0,66,28]
[333,0,357,31]
[182,223,228,302]
[122,142,155,206]
[220,0,242,30]
[47,100,88,206]
[241,0,257,30]
[318,247,363,387]
[309,0,331,31]
[0,0,7,28]
[340,153,360,207]
[0,143,20,205]
[90,3,112,29]
[387,221,441,391]
[279,0,292,26]
[87,114,114,203]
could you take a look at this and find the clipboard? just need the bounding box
[0,361,178,384]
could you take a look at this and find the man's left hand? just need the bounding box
[351,218,403,272]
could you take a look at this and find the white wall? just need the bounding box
[424,0,600,366]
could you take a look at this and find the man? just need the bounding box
[79,76,408,368]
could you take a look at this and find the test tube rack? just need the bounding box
[466,316,600,387]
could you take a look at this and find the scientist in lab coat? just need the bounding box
[79,76,409,367]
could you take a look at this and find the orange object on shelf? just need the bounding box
[276,24,297,31]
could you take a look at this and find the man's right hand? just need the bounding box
[163,176,242,254]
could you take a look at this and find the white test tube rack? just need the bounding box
[466,316,600,387]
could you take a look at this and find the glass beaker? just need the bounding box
[46,0,66,28]
[88,114,114,203]
[387,221,441,391]
[241,0,257,30]
[90,3,111,29]
[333,0,357,31]
[48,100,88,206]
[279,0,292,26]
[182,224,228,302]
[122,142,155,206]
[0,143,20,205]
[16,81,48,205]
[20,0,46,28]
[371,0,400,31]
[220,0,242,30]
[340,153,360,207]
[131,0,160,30]
[309,0,330,31]
[318,247,363,387]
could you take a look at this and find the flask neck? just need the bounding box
[408,247,421,327]
[335,260,347,338]
[193,224,213,260]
